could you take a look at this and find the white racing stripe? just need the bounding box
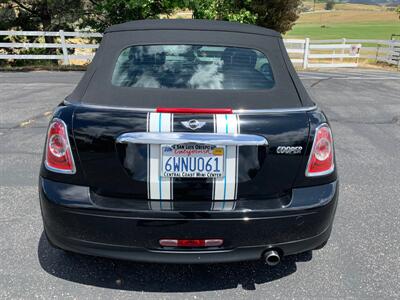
[212,114,240,210]
[147,113,173,209]
[146,112,240,210]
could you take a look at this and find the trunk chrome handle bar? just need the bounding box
[116,132,268,146]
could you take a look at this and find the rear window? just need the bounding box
[111,45,275,90]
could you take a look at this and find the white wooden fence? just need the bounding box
[0,30,101,65]
[1,30,399,69]
[284,38,362,69]
[304,38,400,69]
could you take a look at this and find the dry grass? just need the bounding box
[298,10,398,24]
[334,3,385,11]
[302,2,386,11]
[161,9,193,19]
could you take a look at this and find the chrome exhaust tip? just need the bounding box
[263,250,281,266]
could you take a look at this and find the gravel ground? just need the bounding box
[0,69,399,299]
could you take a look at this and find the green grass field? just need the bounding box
[287,22,399,40]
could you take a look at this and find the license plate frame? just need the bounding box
[160,144,225,178]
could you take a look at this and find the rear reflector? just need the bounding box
[306,124,334,177]
[156,107,232,114]
[45,118,76,174]
[159,239,223,248]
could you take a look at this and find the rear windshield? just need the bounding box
[111,45,275,90]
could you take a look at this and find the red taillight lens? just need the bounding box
[306,124,334,177]
[45,119,76,174]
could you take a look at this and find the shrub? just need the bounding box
[325,1,335,11]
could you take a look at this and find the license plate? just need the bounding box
[161,144,225,178]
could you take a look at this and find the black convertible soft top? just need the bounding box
[105,19,281,37]
[67,20,314,109]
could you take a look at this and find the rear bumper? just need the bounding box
[39,177,338,263]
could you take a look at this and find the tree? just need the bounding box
[1,0,84,33]
[83,0,183,32]
[0,2,16,30]
[249,0,302,33]
[325,0,335,10]
[0,0,84,65]
[189,0,302,33]
[2,0,303,34]
[84,0,302,33]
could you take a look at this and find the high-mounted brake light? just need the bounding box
[306,124,334,177]
[45,118,76,174]
[156,107,232,114]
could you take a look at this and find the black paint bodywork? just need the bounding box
[40,177,337,263]
[39,20,338,263]
[39,104,338,263]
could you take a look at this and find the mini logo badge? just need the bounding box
[181,119,206,131]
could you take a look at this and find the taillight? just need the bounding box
[306,124,334,177]
[45,118,76,174]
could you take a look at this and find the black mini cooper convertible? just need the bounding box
[39,20,338,265]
